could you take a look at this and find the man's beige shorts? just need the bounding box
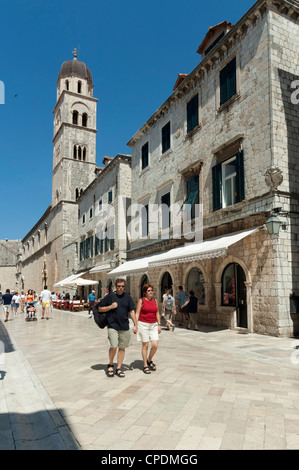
[108,328,131,348]
[42,301,50,308]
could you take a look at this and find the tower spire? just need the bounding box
[72,48,77,60]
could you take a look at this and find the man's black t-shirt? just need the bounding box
[99,292,135,331]
[2,293,13,305]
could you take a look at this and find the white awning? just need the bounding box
[108,253,167,277]
[108,227,261,276]
[53,272,86,287]
[149,227,261,267]
[89,264,111,273]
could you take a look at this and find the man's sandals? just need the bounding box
[107,364,125,378]
[107,364,125,377]
[107,364,114,377]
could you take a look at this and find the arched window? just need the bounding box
[78,81,82,93]
[83,147,86,161]
[72,110,78,125]
[65,80,69,90]
[75,188,79,200]
[187,267,205,305]
[73,145,77,159]
[82,113,88,127]
[78,146,82,160]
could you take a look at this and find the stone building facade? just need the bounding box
[75,154,132,299]
[110,0,299,337]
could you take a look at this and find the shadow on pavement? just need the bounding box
[0,410,80,450]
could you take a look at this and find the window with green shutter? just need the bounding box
[180,175,199,220]
[187,94,199,133]
[220,57,237,106]
[212,150,244,211]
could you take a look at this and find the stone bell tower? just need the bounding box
[52,49,97,206]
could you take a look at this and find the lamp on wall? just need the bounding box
[110,258,116,269]
[265,207,288,235]
[265,214,282,235]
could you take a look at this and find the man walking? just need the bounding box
[39,285,52,320]
[97,278,137,378]
[87,290,96,318]
[2,289,13,322]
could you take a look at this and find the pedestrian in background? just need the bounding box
[177,285,189,326]
[2,289,13,322]
[87,290,96,317]
[20,290,26,313]
[39,285,52,320]
[162,289,176,330]
[182,290,199,330]
[136,284,161,374]
[12,291,20,314]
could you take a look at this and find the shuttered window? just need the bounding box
[212,150,245,211]
[187,94,199,133]
[180,175,199,220]
[220,57,237,106]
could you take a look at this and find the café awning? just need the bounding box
[108,227,261,276]
[148,227,261,267]
[108,253,167,277]
[53,272,87,287]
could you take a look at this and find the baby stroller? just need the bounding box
[25,302,37,321]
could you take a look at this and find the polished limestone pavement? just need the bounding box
[1,305,299,450]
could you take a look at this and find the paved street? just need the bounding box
[1,306,299,450]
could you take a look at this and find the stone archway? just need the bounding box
[215,255,253,332]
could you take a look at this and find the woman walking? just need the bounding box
[182,290,199,330]
[136,284,161,374]
[20,290,26,313]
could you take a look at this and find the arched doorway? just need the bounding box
[187,267,205,305]
[160,271,172,301]
[222,263,247,328]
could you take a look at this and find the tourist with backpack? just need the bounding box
[97,278,137,378]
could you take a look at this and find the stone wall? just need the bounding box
[0,240,21,292]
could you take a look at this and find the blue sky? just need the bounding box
[0,0,254,240]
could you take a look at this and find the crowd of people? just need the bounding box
[0,285,56,322]
[1,280,200,378]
